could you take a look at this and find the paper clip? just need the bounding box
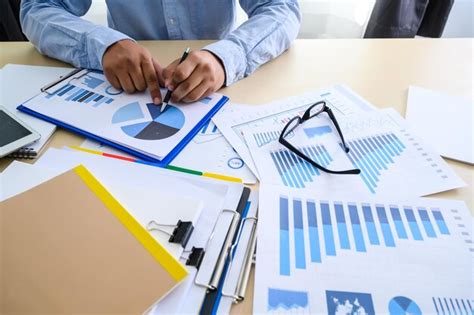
[221,216,258,303]
[180,247,206,269]
[146,220,194,248]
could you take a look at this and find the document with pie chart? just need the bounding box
[18,69,228,163]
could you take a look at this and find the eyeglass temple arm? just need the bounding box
[327,108,350,153]
[280,138,360,175]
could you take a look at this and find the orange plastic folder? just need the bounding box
[0,165,188,314]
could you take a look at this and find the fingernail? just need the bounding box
[154,97,160,104]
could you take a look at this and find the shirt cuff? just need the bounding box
[203,39,247,86]
[86,26,133,70]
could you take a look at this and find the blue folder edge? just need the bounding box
[17,95,229,167]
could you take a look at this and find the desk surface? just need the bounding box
[1,39,473,314]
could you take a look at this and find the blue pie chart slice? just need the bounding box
[147,103,185,129]
[116,102,185,141]
[388,296,422,315]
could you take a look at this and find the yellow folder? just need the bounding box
[1,165,188,314]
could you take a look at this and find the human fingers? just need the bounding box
[142,58,162,104]
[171,69,203,103]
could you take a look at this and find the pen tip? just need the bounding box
[160,103,167,112]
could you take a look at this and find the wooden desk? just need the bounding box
[1,39,473,314]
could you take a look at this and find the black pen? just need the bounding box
[161,47,191,112]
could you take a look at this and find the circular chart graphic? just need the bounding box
[228,157,244,169]
[105,85,124,95]
[388,296,422,315]
[112,102,185,140]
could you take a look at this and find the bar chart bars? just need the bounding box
[344,132,406,193]
[81,74,105,89]
[270,144,333,188]
[46,83,114,107]
[253,130,281,147]
[278,196,453,276]
[432,297,473,315]
[200,120,219,135]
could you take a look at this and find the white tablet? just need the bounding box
[0,106,40,158]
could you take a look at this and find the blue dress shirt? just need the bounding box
[20,0,301,86]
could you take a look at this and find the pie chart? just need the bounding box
[388,296,422,315]
[112,102,185,140]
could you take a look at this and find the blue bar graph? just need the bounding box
[307,201,322,263]
[432,209,450,235]
[278,196,454,275]
[348,203,366,252]
[334,202,350,249]
[270,144,333,189]
[376,204,396,247]
[303,125,332,138]
[321,202,336,256]
[390,205,408,239]
[404,207,423,241]
[279,196,290,276]
[345,133,406,194]
[293,199,306,269]
[46,83,114,106]
[200,120,219,135]
[253,130,281,147]
[432,297,474,315]
[418,208,437,238]
[362,204,380,245]
[82,74,104,89]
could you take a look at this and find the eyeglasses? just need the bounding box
[279,101,361,175]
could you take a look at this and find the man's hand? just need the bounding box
[102,40,164,104]
[163,50,225,103]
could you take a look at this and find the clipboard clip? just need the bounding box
[40,68,85,94]
[147,220,194,248]
[221,216,258,303]
[194,209,241,290]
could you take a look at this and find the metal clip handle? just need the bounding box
[194,209,240,290]
[221,216,258,302]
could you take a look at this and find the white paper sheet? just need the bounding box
[254,183,473,314]
[243,108,465,197]
[0,64,73,154]
[406,85,474,165]
[80,116,257,184]
[21,69,226,160]
[213,84,375,177]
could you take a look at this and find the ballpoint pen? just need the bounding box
[161,47,191,112]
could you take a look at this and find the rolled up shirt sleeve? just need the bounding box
[20,0,131,70]
[203,0,301,86]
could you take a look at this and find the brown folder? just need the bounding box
[1,165,188,314]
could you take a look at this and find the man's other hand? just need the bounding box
[162,50,225,103]
[102,40,164,104]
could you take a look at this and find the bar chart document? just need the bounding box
[254,184,473,315]
[243,108,465,197]
[18,69,227,162]
[213,85,375,177]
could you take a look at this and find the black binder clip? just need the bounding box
[146,220,194,248]
[185,247,205,269]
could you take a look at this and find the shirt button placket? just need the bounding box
[163,0,181,39]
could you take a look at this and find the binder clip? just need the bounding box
[184,247,205,269]
[146,220,194,248]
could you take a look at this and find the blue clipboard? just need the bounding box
[17,96,228,167]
